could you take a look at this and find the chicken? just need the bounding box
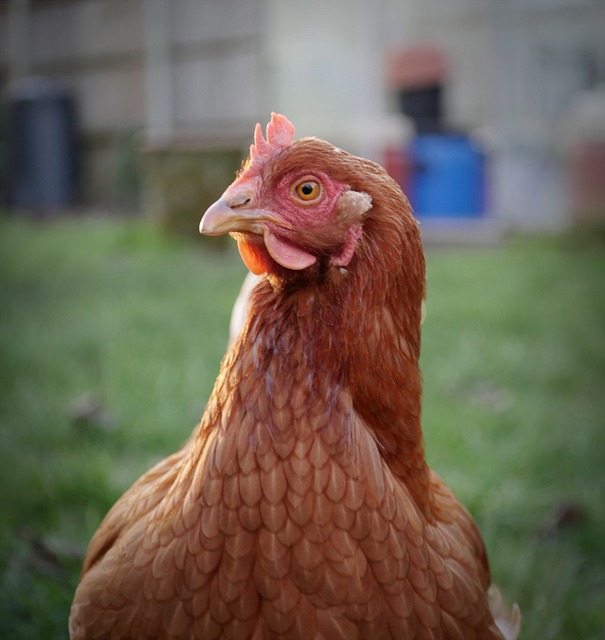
[70,113,520,639]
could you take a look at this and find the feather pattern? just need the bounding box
[70,114,519,639]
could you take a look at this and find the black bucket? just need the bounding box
[8,77,79,212]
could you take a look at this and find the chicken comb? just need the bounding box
[247,113,296,173]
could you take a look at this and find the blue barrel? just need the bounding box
[408,134,485,218]
[8,78,78,212]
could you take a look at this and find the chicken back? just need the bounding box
[70,114,520,640]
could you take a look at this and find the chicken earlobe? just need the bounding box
[336,189,373,217]
[329,190,372,268]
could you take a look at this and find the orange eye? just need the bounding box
[293,178,322,203]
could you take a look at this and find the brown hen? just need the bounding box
[70,114,520,639]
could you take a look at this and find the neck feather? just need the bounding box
[223,205,431,509]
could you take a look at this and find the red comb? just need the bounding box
[248,113,295,173]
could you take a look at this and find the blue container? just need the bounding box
[8,78,78,211]
[409,134,485,218]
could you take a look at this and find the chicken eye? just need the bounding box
[292,179,322,203]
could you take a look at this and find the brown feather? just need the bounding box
[70,125,519,639]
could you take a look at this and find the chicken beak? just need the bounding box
[200,197,289,236]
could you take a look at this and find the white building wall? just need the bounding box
[261,0,404,162]
[2,0,603,225]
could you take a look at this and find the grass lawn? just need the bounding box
[1,215,604,638]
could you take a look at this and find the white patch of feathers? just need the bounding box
[488,585,522,640]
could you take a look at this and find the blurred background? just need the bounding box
[2,0,604,235]
[1,1,605,639]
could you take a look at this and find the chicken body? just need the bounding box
[70,115,519,639]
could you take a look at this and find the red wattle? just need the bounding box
[264,232,316,271]
[237,240,269,275]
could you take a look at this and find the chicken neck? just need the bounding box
[216,264,432,515]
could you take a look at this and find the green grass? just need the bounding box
[1,216,604,638]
